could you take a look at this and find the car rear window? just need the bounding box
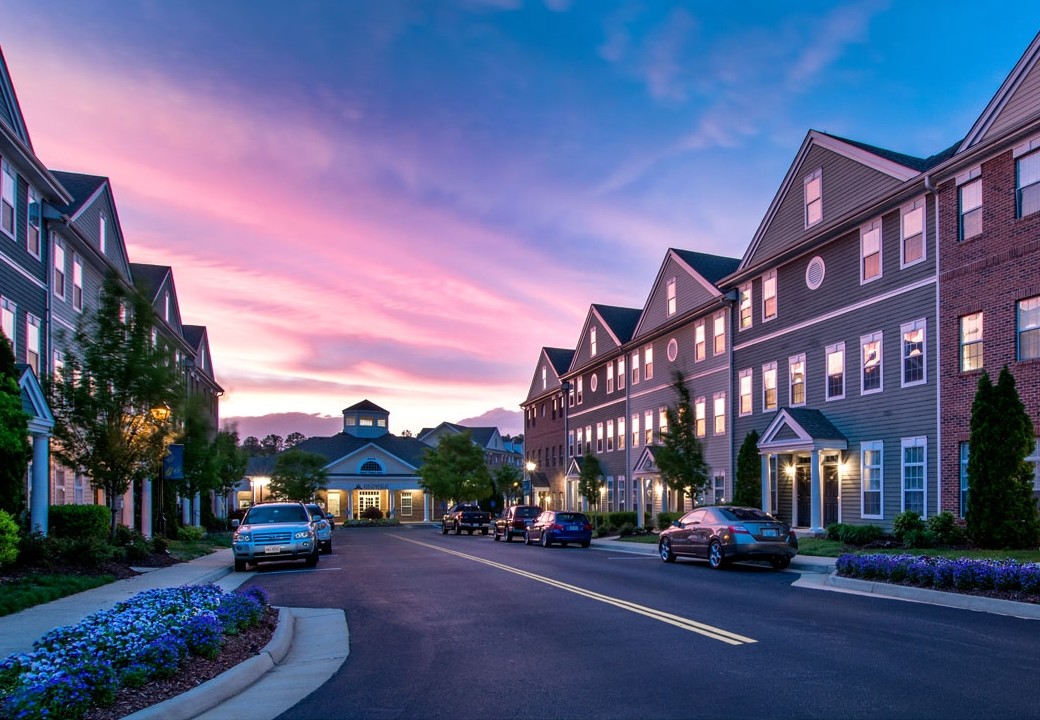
[555,513,586,523]
[721,507,775,522]
[515,507,540,518]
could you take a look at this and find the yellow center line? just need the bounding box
[393,535,756,646]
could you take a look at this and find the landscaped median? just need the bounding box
[0,584,271,720]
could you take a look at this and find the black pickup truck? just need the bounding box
[441,503,491,535]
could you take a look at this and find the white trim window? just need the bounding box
[617,357,626,391]
[1018,296,1040,361]
[576,427,584,456]
[617,417,626,451]
[644,410,653,445]
[713,312,726,355]
[762,361,778,412]
[667,277,677,316]
[825,342,845,401]
[596,422,604,453]
[762,270,777,321]
[658,407,668,440]
[53,241,66,299]
[960,312,983,371]
[713,392,726,436]
[860,218,882,283]
[861,441,883,519]
[631,413,640,448]
[618,476,626,509]
[27,186,41,258]
[541,365,547,390]
[901,436,927,516]
[789,354,806,406]
[739,282,752,330]
[606,420,614,452]
[713,472,726,505]
[901,198,926,267]
[606,363,614,394]
[1,158,15,238]
[694,322,706,362]
[694,397,706,438]
[1017,149,1040,218]
[1026,439,1040,493]
[99,213,107,255]
[631,351,640,385]
[26,314,41,374]
[568,430,575,457]
[804,168,822,228]
[959,442,970,517]
[901,319,927,386]
[1,297,15,353]
[738,368,752,416]
[576,376,583,405]
[590,327,597,357]
[958,176,982,241]
[861,332,883,394]
[71,253,83,312]
[644,345,654,380]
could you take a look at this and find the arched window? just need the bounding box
[360,459,383,474]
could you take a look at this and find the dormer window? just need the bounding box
[804,169,822,228]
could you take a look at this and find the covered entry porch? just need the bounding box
[758,408,847,534]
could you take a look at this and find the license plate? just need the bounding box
[264,545,283,554]
[567,525,579,531]
[762,528,778,537]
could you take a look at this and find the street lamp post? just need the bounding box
[524,461,536,506]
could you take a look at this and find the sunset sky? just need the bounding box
[3,1,1039,439]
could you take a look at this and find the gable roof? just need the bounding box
[130,263,171,303]
[50,171,108,216]
[758,407,848,454]
[960,30,1040,152]
[15,364,53,434]
[544,347,575,376]
[592,304,641,344]
[0,47,30,148]
[670,249,741,285]
[292,432,429,470]
[343,399,388,414]
[633,248,740,339]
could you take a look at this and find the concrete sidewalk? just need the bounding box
[0,548,349,720]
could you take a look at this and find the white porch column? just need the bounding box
[423,492,430,522]
[141,478,153,538]
[761,453,771,514]
[29,432,49,535]
[810,449,823,534]
[388,490,395,518]
[193,493,201,526]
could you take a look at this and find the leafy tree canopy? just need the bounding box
[492,464,523,506]
[655,372,709,505]
[578,452,604,509]
[0,332,30,515]
[417,431,491,503]
[267,449,329,502]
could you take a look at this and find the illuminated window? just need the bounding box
[631,351,640,385]
[762,270,777,321]
[72,255,83,311]
[667,277,676,316]
[606,363,614,393]
[861,219,882,282]
[861,332,883,394]
[959,176,982,241]
[738,369,752,416]
[804,168,822,228]
[901,199,926,266]
[789,354,805,406]
[826,342,845,401]
[694,322,706,361]
[901,319,926,386]
[26,314,41,374]
[762,361,777,411]
[617,417,626,450]
[739,283,752,329]
[590,327,597,357]
[713,312,725,355]
[960,313,983,371]
[631,413,640,448]
[695,397,706,438]
[644,345,654,380]
[713,393,726,435]
[644,410,653,445]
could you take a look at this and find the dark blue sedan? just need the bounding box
[524,510,593,548]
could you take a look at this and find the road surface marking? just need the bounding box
[394,535,756,646]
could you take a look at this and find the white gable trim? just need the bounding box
[960,33,1040,152]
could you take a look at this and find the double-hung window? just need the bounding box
[713,393,726,435]
[901,319,926,386]
[1,159,15,238]
[901,199,926,266]
[738,369,752,416]
[53,242,66,299]
[644,345,654,380]
[25,314,41,374]
[694,397,706,438]
[590,327,597,357]
[804,168,822,228]
[825,342,845,400]
[576,377,583,405]
[789,354,806,406]
[596,423,604,453]
[762,362,777,411]
[958,172,982,241]
[658,407,668,440]
[1017,148,1040,218]
[575,428,583,456]
[568,431,575,458]
[1,297,14,352]
[1018,296,1040,361]
[631,351,640,385]
[713,312,726,355]
[606,420,614,452]
[99,214,107,255]
[901,437,926,515]
[739,283,752,330]
[606,364,614,394]
[644,410,653,445]
[617,417,625,450]
[617,358,625,391]
[960,312,983,371]
[861,332,883,394]
[27,187,41,257]
[666,277,676,316]
[861,219,882,282]
[584,425,592,454]
[631,413,640,448]
[694,322,706,361]
[762,270,777,321]
[861,441,883,518]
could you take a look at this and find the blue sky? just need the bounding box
[3,1,1039,438]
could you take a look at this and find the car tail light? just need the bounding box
[552,523,565,531]
[727,524,750,535]
[583,523,593,531]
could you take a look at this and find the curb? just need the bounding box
[124,607,297,720]
[825,575,1040,620]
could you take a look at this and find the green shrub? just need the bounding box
[826,523,886,545]
[360,506,384,520]
[893,511,931,548]
[176,525,206,542]
[0,509,19,568]
[927,511,967,546]
[152,535,169,554]
[618,522,636,537]
[48,504,110,540]
[50,534,117,566]
[606,511,638,529]
[113,525,153,562]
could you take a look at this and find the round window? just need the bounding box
[667,337,678,362]
[805,256,826,290]
[590,374,598,392]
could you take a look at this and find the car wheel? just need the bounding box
[708,540,725,569]
[481,528,488,535]
[541,532,551,548]
[322,540,332,554]
[524,531,533,545]
[234,558,247,572]
[454,523,462,535]
[305,549,319,568]
[441,524,448,535]
[660,538,676,563]
[580,541,590,548]
[770,556,791,570]
[505,531,512,543]
[493,528,500,541]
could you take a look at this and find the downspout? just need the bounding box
[925,174,941,517]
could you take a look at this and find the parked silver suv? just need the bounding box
[232,501,319,572]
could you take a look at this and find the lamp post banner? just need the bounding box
[164,444,184,481]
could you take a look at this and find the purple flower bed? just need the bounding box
[0,584,270,720]
[836,554,1040,598]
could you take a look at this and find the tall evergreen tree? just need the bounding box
[655,372,709,507]
[733,429,762,507]
[966,367,1040,548]
[0,332,30,516]
[178,394,217,525]
[47,274,182,535]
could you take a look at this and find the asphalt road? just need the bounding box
[239,525,1040,720]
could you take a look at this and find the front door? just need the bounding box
[358,490,381,517]
[823,454,840,526]
[795,459,811,527]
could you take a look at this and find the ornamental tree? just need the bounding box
[655,372,709,506]
[417,430,492,504]
[267,449,329,502]
[0,331,30,516]
[578,452,604,512]
[733,430,762,507]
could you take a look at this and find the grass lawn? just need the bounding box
[614,533,659,545]
[166,531,232,561]
[797,537,1040,562]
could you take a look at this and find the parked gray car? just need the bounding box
[231,502,319,571]
[658,505,797,569]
